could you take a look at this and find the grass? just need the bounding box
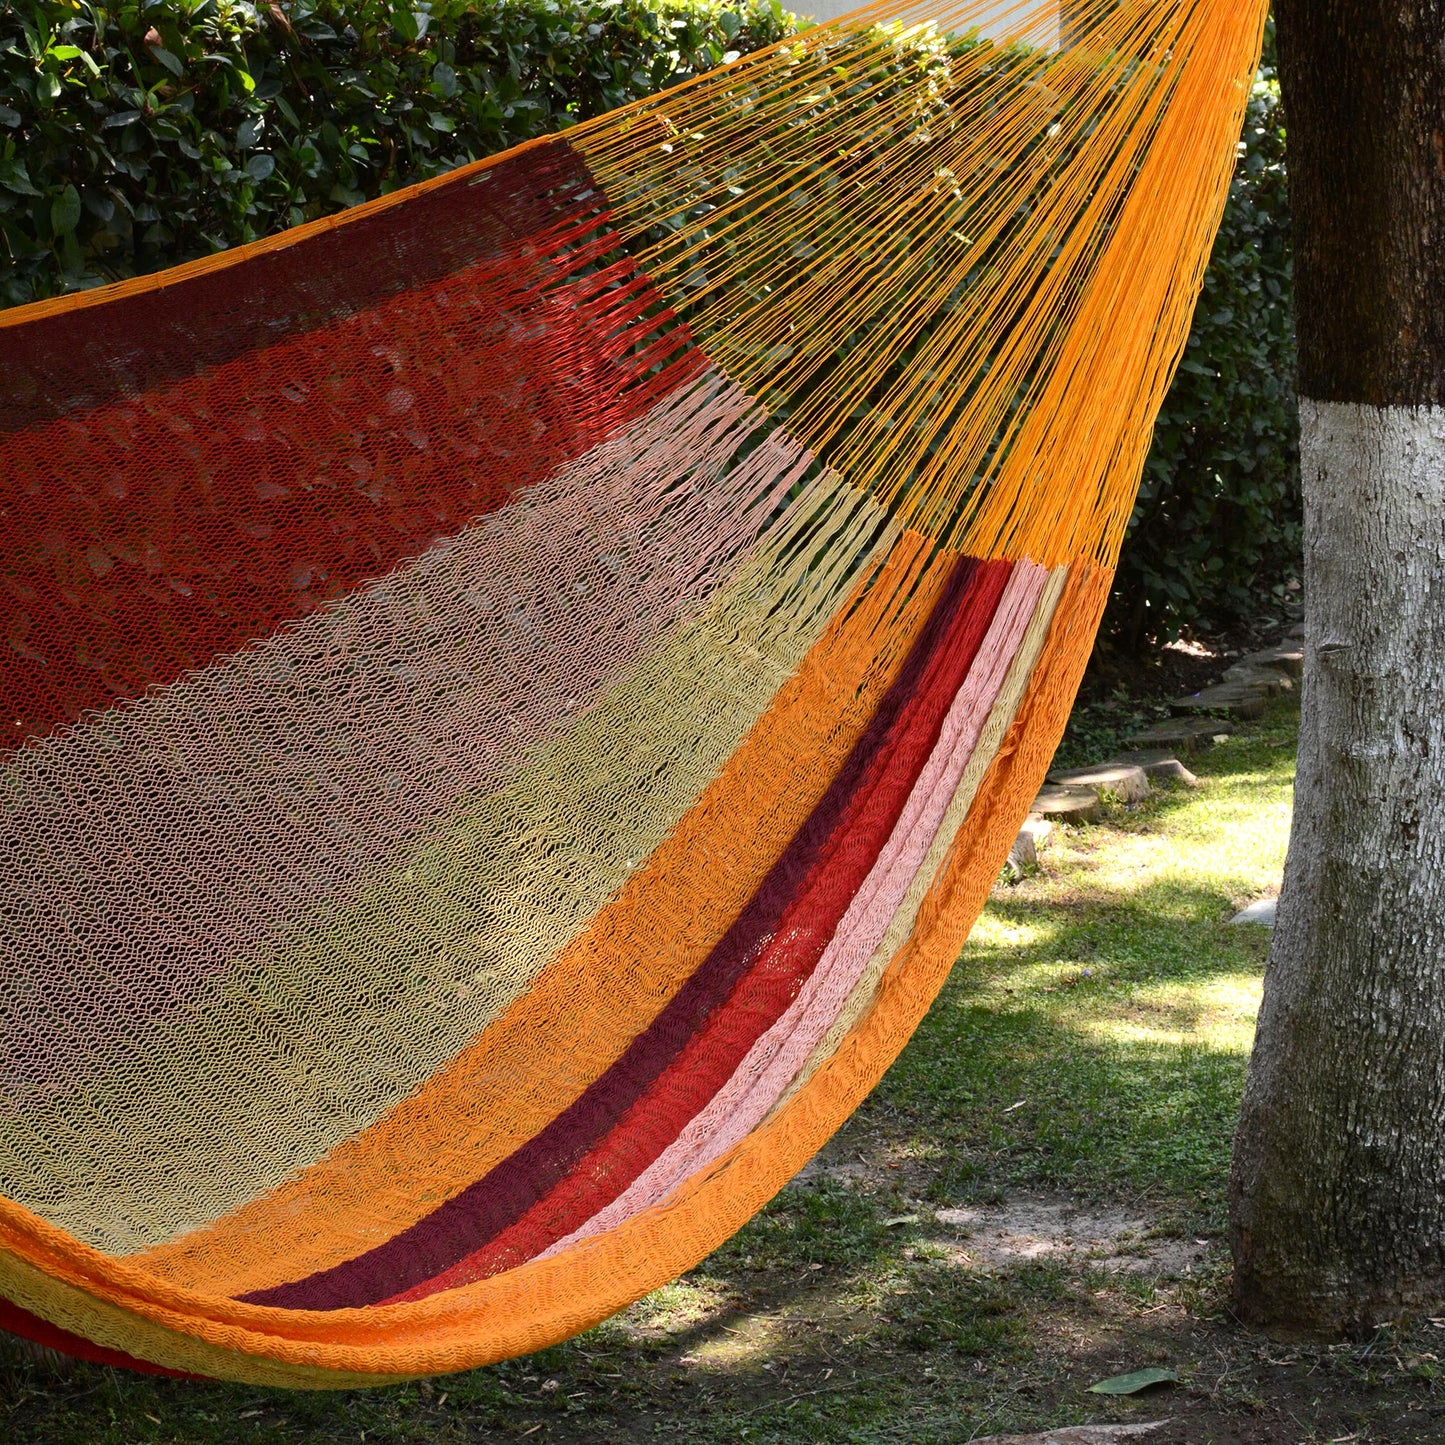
[882,708,1294,1230]
[8,694,1445,1442]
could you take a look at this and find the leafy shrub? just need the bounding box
[1110,62,1299,643]
[0,0,793,307]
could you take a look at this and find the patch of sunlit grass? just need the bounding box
[860,698,1299,1223]
[615,1278,732,1340]
[1074,973,1263,1054]
[967,914,1060,952]
[682,1315,788,1370]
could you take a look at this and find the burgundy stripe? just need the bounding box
[246,552,992,1311]
[2,141,595,434]
[2,150,700,746]
[382,559,1015,1301]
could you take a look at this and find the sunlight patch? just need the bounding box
[1076,973,1262,1053]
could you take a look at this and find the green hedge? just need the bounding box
[0,0,792,307]
[1108,57,1299,643]
[2,4,1297,639]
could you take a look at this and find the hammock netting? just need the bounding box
[0,0,1264,1386]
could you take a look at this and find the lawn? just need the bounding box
[7,694,1445,1443]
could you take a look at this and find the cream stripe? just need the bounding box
[2,371,802,1099]
[0,479,895,1253]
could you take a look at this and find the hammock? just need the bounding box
[0,0,1264,1386]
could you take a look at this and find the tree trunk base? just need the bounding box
[1231,1254,1445,1340]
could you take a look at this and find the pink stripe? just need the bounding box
[538,562,1049,1254]
[0,374,816,1095]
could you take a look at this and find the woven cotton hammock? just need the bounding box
[0,0,1264,1386]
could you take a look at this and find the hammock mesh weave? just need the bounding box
[0,0,1265,1385]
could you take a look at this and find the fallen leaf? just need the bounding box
[884,1214,920,1228]
[1087,1366,1179,1395]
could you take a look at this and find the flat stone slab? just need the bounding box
[1047,763,1150,803]
[1032,784,1102,824]
[1230,896,1277,927]
[1247,643,1304,678]
[1170,683,1268,720]
[1107,750,1198,787]
[1221,662,1289,694]
[1124,718,1234,753]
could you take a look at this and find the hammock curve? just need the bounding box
[0,0,1265,1386]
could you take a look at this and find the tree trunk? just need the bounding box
[1228,1,1445,1333]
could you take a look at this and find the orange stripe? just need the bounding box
[137,530,949,1296]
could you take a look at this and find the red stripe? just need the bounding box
[384,559,1013,1302]
[1,157,699,748]
[0,1296,205,1380]
[243,555,984,1312]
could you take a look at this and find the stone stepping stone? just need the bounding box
[1229,896,1277,927]
[1047,762,1150,803]
[1031,784,1103,824]
[1006,814,1054,876]
[1170,683,1268,720]
[1221,662,1291,694]
[1106,749,1198,787]
[970,1424,1170,1444]
[1124,717,1234,753]
[1243,643,1304,679]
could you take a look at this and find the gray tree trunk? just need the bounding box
[1229,1,1445,1333]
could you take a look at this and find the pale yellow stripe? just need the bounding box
[0,1247,404,1389]
[1,476,895,1254]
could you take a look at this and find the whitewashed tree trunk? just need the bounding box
[1228,0,1445,1332]
[1230,403,1445,1330]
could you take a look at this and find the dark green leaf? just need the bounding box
[50,184,81,237]
[0,158,41,196]
[149,45,184,77]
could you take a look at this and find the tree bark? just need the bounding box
[1229,1,1445,1333]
